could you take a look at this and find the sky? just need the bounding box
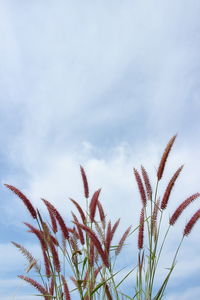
[0,0,200,299]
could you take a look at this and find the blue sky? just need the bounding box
[0,0,200,299]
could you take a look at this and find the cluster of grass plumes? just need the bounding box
[6,135,200,300]
[134,135,200,300]
[7,167,132,300]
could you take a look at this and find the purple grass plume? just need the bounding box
[184,209,200,236]
[80,165,89,199]
[138,208,144,250]
[133,168,147,207]
[157,135,177,181]
[5,184,37,219]
[161,165,183,210]
[170,193,200,225]
[141,165,152,200]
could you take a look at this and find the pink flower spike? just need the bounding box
[141,165,152,200]
[48,238,61,273]
[97,200,106,228]
[61,275,71,300]
[115,225,132,256]
[105,220,112,253]
[89,189,101,222]
[18,275,50,300]
[157,135,177,180]
[170,193,200,225]
[184,209,200,236]
[161,165,184,210]
[80,165,89,198]
[133,168,147,207]
[46,205,58,233]
[138,208,144,250]
[42,248,51,278]
[5,184,37,219]
[69,198,86,224]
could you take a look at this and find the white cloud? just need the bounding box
[0,0,199,168]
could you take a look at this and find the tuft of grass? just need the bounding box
[6,135,200,299]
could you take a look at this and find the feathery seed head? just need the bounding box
[48,237,61,273]
[80,165,89,199]
[157,135,177,181]
[141,165,152,200]
[97,200,106,228]
[89,189,101,222]
[134,168,147,207]
[161,165,184,210]
[61,275,71,300]
[170,193,200,225]
[183,209,200,236]
[115,225,132,256]
[12,242,40,273]
[18,275,50,300]
[69,198,86,224]
[5,184,37,219]
[138,208,145,250]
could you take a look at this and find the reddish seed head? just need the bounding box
[18,275,50,300]
[94,220,105,243]
[141,165,152,200]
[115,225,132,256]
[89,240,95,267]
[48,237,61,273]
[45,206,58,234]
[49,234,59,247]
[138,208,144,250]
[170,193,200,225]
[42,248,51,278]
[161,165,184,210]
[61,275,71,300]
[49,277,55,296]
[89,189,101,222]
[105,218,120,254]
[69,198,86,224]
[111,218,120,240]
[4,184,37,219]
[157,135,177,181]
[11,242,40,273]
[184,209,200,236]
[80,165,89,198]
[97,200,106,228]
[133,168,147,207]
[151,198,160,233]
[105,221,112,253]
